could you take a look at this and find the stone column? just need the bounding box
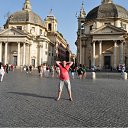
[79,39,82,64]
[120,41,124,64]
[39,45,43,65]
[99,41,102,69]
[82,44,84,65]
[17,42,21,67]
[114,41,117,68]
[4,42,8,64]
[39,45,41,65]
[92,41,96,66]
[29,44,32,65]
[83,45,85,65]
[0,42,2,62]
[23,43,26,65]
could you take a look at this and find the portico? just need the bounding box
[91,39,125,69]
[76,0,128,69]
[0,41,28,66]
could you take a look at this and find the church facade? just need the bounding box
[0,0,71,68]
[76,0,128,69]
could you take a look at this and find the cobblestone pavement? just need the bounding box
[0,70,128,127]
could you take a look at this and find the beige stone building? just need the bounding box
[0,0,72,68]
[45,13,72,62]
[76,0,128,69]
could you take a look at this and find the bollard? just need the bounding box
[91,72,96,79]
[122,72,127,80]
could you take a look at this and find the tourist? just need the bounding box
[56,60,73,101]
[0,66,5,82]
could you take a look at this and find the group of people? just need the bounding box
[0,63,14,82]
[0,61,88,102]
[37,64,55,78]
[70,64,87,80]
[36,63,87,80]
[21,65,33,73]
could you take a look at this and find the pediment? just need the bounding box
[91,24,127,34]
[0,27,27,36]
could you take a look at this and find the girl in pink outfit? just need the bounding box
[56,60,73,101]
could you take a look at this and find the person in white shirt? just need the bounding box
[0,66,5,82]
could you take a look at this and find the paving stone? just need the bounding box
[0,70,128,127]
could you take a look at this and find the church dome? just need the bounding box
[86,3,128,20]
[8,10,45,27]
[6,0,45,27]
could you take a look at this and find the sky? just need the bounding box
[0,0,128,54]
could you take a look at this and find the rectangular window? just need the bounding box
[40,29,42,35]
[32,27,35,32]
[90,25,93,31]
[17,26,22,30]
[48,23,52,31]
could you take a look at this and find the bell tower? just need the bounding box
[77,1,86,64]
[77,1,86,35]
[45,9,57,32]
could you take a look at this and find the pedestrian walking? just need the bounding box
[26,65,29,73]
[77,64,84,79]
[70,64,76,79]
[43,64,47,77]
[55,66,60,78]
[50,65,55,78]
[56,60,73,101]
[45,65,50,77]
[82,64,87,79]
[6,64,9,73]
[29,65,32,73]
[0,66,5,82]
[38,65,43,77]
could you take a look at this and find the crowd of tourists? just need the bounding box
[1,61,127,83]
[0,61,127,102]
[20,63,87,80]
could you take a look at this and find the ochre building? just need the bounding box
[76,0,128,69]
[0,0,72,68]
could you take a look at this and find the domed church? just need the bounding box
[76,0,128,69]
[0,0,71,67]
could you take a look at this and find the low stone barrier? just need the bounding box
[91,72,96,79]
[121,72,127,80]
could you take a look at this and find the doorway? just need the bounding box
[104,56,111,69]
[13,56,17,66]
[32,59,35,67]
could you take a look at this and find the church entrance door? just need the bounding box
[104,56,111,69]
[13,56,17,66]
[32,59,35,67]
